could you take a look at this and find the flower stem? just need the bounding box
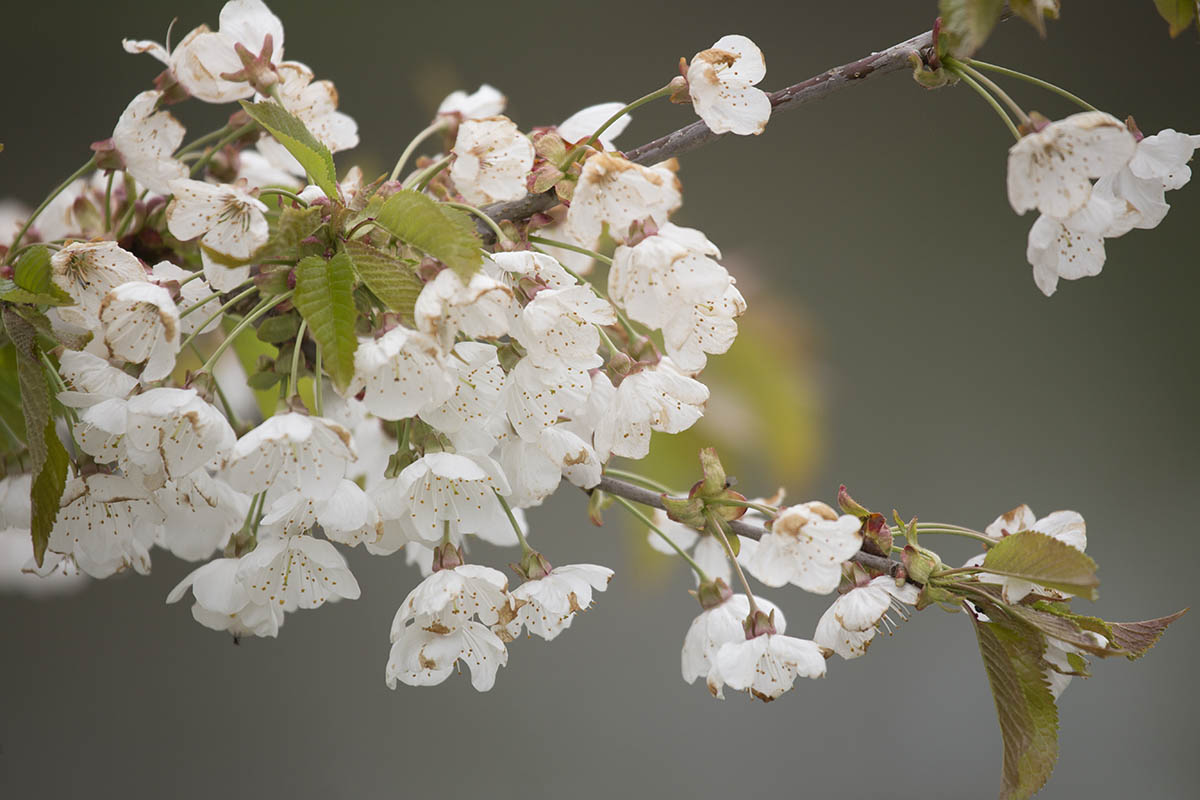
[190,122,257,177]
[948,66,1021,140]
[527,235,641,340]
[947,58,1030,127]
[706,497,779,517]
[113,189,148,239]
[967,59,1097,112]
[913,523,995,546]
[313,344,323,416]
[6,156,97,262]
[178,285,258,354]
[602,467,674,494]
[287,318,308,401]
[612,495,708,582]
[257,187,308,207]
[175,124,234,158]
[707,513,758,614]
[494,490,532,555]
[404,154,453,192]
[197,290,294,376]
[441,201,506,243]
[389,120,447,182]
[527,235,613,266]
[103,171,115,232]
[560,84,673,170]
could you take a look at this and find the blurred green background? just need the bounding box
[2,2,1197,798]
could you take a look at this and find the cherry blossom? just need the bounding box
[166,178,268,291]
[500,563,612,641]
[437,84,506,121]
[592,359,708,461]
[167,557,285,638]
[378,452,513,546]
[150,261,220,336]
[99,281,182,382]
[449,117,535,205]
[391,564,511,630]
[682,593,782,693]
[968,506,1086,603]
[349,327,454,421]
[485,249,577,291]
[413,269,513,348]
[0,475,87,597]
[166,0,285,104]
[814,575,920,659]
[109,90,187,195]
[503,357,592,442]
[557,102,632,151]
[687,35,771,136]
[57,349,139,408]
[1044,631,1108,699]
[153,472,249,561]
[1006,111,1136,219]
[386,617,508,692]
[421,342,507,449]
[498,423,602,507]
[510,284,616,370]
[237,533,360,610]
[120,388,235,487]
[224,412,355,501]
[1025,214,1107,297]
[47,474,165,578]
[566,153,682,248]
[710,631,827,701]
[50,241,148,333]
[742,501,863,594]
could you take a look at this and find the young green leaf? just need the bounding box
[1153,0,1197,36]
[343,239,423,323]
[30,416,69,567]
[1106,609,1188,659]
[256,204,326,262]
[1009,0,1060,37]
[2,246,75,305]
[292,253,358,391]
[373,189,483,280]
[939,0,1007,57]
[1,307,51,472]
[982,531,1100,600]
[255,313,302,344]
[972,616,1060,800]
[240,100,338,198]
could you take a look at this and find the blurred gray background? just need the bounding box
[2,2,1197,798]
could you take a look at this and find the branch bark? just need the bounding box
[477,27,936,240]
[594,475,905,579]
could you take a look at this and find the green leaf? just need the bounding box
[1153,0,1197,36]
[343,239,423,323]
[1106,609,1188,659]
[1,307,51,472]
[30,416,69,567]
[255,313,302,344]
[374,189,482,280]
[256,204,326,262]
[982,531,1100,600]
[1,246,75,305]
[239,100,338,198]
[1009,0,1060,37]
[972,616,1060,800]
[939,0,1006,57]
[292,253,358,391]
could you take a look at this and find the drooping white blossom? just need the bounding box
[557,102,632,151]
[386,616,508,692]
[119,388,235,487]
[50,241,148,333]
[110,90,187,195]
[57,349,139,408]
[498,423,602,507]
[500,563,613,641]
[437,84,506,120]
[510,284,616,370]
[0,475,88,597]
[349,327,454,421]
[153,472,250,560]
[99,281,181,382]
[710,631,827,701]
[485,249,577,291]
[237,533,360,610]
[377,452,513,546]
[566,153,682,248]
[150,261,221,336]
[391,564,511,630]
[450,117,535,205]
[503,357,591,442]
[167,557,285,638]
[166,178,268,291]
[742,501,863,594]
[687,35,771,136]
[47,474,165,578]
[1025,214,1107,297]
[682,593,782,693]
[224,412,355,502]
[160,0,285,104]
[814,575,919,659]
[413,269,513,348]
[1007,111,1136,219]
[421,342,507,450]
[592,359,708,461]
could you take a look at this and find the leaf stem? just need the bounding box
[178,285,258,354]
[612,495,708,582]
[404,154,453,191]
[441,201,507,243]
[560,84,673,170]
[257,187,309,207]
[6,156,97,262]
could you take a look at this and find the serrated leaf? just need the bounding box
[1004,605,1119,656]
[240,100,338,198]
[292,253,357,391]
[256,313,302,344]
[939,0,1006,57]
[257,204,326,262]
[2,307,51,473]
[30,416,69,567]
[1106,609,1188,659]
[982,531,1100,600]
[1153,0,1197,36]
[374,189,482,279]
[343,239,423,323]
[972,616,1059,800]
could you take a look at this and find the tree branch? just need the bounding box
[593,474,906,580]
[478,27,936,240]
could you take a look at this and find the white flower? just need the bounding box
[711,632,826,701]
[349,327,454,421]
[224,412,355,502]
[386,617,508,692]
[391,564,511,631]
[450,116,535,205]
[814,575,920,659]
[310,478,381,547]
[120,388,235,486]
[503,357,591,441]
[592,359,708,461]
[1043,631,1108,699]
[742,501,863,594]
[501,563,612,641]
[1128,129,1200,190]
[413,269,513,349]
[969,506,1086,603]
[682,593,782,693]
[166,0,285,104]
[485,250,576,291]
[437,84,506,120]
[498,423,602,507]
[557,102,632,151]
[47,474,164,578]
[150,261,220,336]
[421,342,507,450]
[166,178,269,291]
[1025,214,1107,297]
[378,452,513,546]
[237,533,360,610]
[257,61,359,176]
[566,153,682,248]
[687,34,771,136]
[50,242,148,333]
[99,282,181,382]
[57,349,139,408]
[167,557,284,638]
[0,200,27,248]
[0,475,88,597]
[236,147,304,190]
[647,509,731,586]
[1007,111,1136,219]
[510,284,616,370]
[153,472,249,561]
[110,90,187,195]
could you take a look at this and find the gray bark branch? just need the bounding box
[594,475,905,579]
[477,27,935,241]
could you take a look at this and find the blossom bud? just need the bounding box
[512,549,553,581]
[695,577,733,610]
[901,544,944,585]
[915,583,960,611]
[431,542,465,572]
[89,139,125,172]
[742,608,778,639]
[668,74,691,104]
[607,351,634,375]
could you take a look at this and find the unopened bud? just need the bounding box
[513,549,553,581]
[742,608,778,639]
[901,544,944,585]
[696,577,733,610]
[432,542,465,572]
[607,351,634,375]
